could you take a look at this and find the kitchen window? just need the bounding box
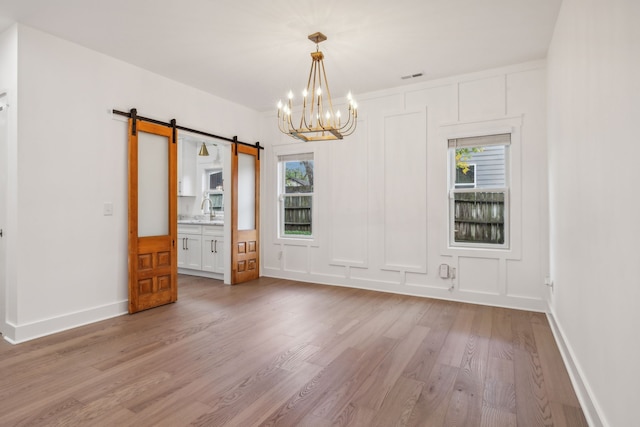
[278,153,314,238]
[449,133,510,248]
[203,169,224,212]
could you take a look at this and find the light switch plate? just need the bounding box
[103,202,113,216]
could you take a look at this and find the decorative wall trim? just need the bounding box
[3,300,128,344]
[546,310,606,427]
[262,270,546,313]
[260,64,548,329]
[329,118,369,268]
[382,109,428,273]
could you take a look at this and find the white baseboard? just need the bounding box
[546,311,606,427]
[3,300,128,344]
[262,269,547,312]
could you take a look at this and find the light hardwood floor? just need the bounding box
[0,275,587,426]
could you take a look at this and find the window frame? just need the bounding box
[448,135,510,250]
[277,152,315,240]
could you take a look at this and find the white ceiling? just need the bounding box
[0,0,562,112]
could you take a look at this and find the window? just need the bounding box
[203,169,224,212]
[207,170,223,191]
[455,164,476,188]
[278,153,314,238]
[448,133,510,248]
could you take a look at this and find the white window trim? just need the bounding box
[274,148,318,244]
[439,116,523,260]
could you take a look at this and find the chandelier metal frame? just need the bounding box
[277,32,358,142]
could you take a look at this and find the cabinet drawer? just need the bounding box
[202,225,223,236]
[178,224,202,234]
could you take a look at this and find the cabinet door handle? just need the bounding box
[211,240,214,253]
[185,237,189,251]
[214,240,218,253]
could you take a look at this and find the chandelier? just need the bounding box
[277,32,358,142]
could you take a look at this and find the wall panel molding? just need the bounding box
[382,109,428,273]
[329,119,369,267]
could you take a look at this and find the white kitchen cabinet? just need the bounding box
[178,225,202,269]
[202,226,224,274]
[178,223,225,278]
[178,138,197,196]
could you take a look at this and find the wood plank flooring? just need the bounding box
[0,275,587,426]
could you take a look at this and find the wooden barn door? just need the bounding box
[128,118,178,313]
[231,143,260,284]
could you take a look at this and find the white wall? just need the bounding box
[4,24,258,343]
[259,61,549,312]
[547,1,640,426]
[0,24,18,337]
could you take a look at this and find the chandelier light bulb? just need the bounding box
[288,90,293,100]
[302,88,308,97]
[336,110,341,118]
[347,91,353,101]
[277,100,283,109]
[325,111,331,120]
[316,87,322,96]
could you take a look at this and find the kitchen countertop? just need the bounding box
[178,220,224,226]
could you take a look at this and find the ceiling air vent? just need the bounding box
[401,72,424,80]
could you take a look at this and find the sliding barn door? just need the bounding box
[231,143,260,284]
[128,119,178,313]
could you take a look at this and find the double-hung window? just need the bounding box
[448,133,510,248]
[203,169,224,212]
[278,153,314,238]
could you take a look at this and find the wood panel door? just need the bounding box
[231,143,260,284]
[128,119,178,313]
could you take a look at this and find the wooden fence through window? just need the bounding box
[454,192,505,244]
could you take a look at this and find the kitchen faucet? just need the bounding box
[200,197,215,219]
